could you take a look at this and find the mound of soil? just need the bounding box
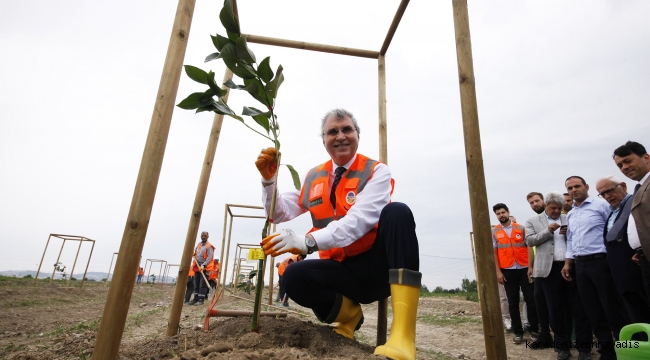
[118,316,379,360]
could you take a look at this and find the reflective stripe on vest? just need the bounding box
[298,154,381,262]
[492,223,528,268]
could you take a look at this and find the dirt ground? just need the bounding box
[0,277,603,360]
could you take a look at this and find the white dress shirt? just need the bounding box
[628,172,650,250]
[546,215,567,261]
[261,154,392,251]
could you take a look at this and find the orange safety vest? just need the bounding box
[194,241,215,272]
[208,261,220,280]
[137,268,144,276]
[493,222,528,268]
[188,260,196,277]
[277,255,298,276]
[298,154,392,262]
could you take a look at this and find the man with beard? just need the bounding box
[598,175,650,326]
[526,191,593,359]
[563,193,573,214]
[492,203,539,345]
[562,176,628,360]
[613,141,650,300]
[524,192,552,350]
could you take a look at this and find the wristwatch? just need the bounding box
[305,236,318,254]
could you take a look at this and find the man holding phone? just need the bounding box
[526,191,592,360]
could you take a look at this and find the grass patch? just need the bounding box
[2,342,27,352]
[418,313,482,327]
[47,318,101,336]
[421,291,479,302]
[354,330,372,346]
[2,299,46,308]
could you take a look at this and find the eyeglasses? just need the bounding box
[324,126,356,137]
[598,183,620,198]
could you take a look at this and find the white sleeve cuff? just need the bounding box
[310,228,334,251]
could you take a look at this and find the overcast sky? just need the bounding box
[1,1,649,290]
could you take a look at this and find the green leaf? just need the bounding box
[248,270,258,279]
[224,58,257,79]
[285,164,302,190]
[207,71,227,97]
[184,65,208,84]
[213,99,243,121]
[266,65,284,101]
[219,0,240,41]
[236,37,256,64]
[196,104,215,113]
[242,106,271,134]
[204,52,220,63]
[275,139,281,151]
[257,57,274,83]
[224,79,245,90]
[177,92,208,110]
[216,43,238,61]
[243,79,269,107]
[211,34,233,51]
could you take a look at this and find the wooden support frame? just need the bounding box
[101,0,506,358]
[163,264,180,284]
[106,252,119,285]
[33,234,96,289]
[144,259,168,285]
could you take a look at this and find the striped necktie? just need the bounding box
[330,166,346,210]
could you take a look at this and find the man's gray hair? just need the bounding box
[544,191,565,206]
[596,175,623,185]
[320,109,360,138]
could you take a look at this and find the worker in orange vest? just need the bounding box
[184,260,196,304]
[256,109,421,360]
[208,259,220,292]
[275,254,305,307]
[136,267,144,284]
[492,203,538,345]
[188,231,215,306]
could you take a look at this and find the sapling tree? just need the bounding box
[176,0,300,238]
[54,262,67,280]
[236,270,257,295]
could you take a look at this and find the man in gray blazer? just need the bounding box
[613,141,650,300]
[525,191,592,360]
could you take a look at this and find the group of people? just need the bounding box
[184,231,220,306]
[493,141,650,360]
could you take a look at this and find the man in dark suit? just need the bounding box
[613,141,650,300]
[597,175,650,326]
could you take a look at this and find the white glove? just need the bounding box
[260,228,307,257]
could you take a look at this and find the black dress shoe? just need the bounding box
[577,352,591,360]
[557,350,571,360]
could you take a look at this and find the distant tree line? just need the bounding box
[421,278,478,301]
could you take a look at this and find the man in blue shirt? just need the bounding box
[561,176,628,360]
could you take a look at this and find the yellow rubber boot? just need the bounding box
[333,295,364,340]
[374,283,420,360]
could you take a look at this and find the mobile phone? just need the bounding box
[560,225,567,230]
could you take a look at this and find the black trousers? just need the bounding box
[277,275,285,301]
[283,202,419,320]
[533,279,551,337]
[575,255,629,360]
[184,275,194,302]
[640,251,650,301]
[538,262,591,352]
[193,272,209,300]
[502,268,538,336]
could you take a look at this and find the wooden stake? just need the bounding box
[244,34,379,59]
[79,240,95,289]
[469,232,480,303]
[67,239,83,287]
[452,1,506,358]
[376,54,389,346]
[379,0,411,56]
[93,0,197,357]
[33,234,52,285]
[50,239,66,285]
[167,68,233,335]
[222,216,235,290]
